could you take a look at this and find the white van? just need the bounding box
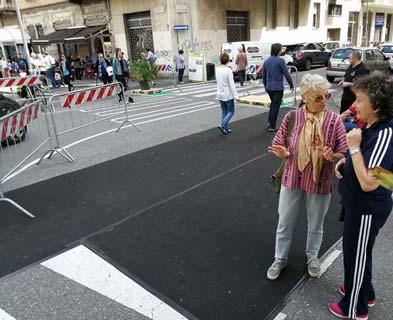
[221,41,294,75]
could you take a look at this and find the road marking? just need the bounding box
[2,104,219,182]
[41,245,188,320]
[273,313,287,320]
[111,102,214,123]
[0,309,16,320]
[94,98,192,117]
[320,249,342,276]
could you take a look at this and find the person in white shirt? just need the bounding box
[216,52,238,135]
[43,52,58,88]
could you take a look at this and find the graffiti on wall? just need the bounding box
[181,38,219,64]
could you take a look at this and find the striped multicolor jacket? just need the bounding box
[272,107,348,195]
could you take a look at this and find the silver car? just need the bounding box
[326,47,392,83]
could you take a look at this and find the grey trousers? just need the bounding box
[275,186,332,261]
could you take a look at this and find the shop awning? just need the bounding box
[31,26,107,45]
[64,26,107,43]
[0,27,30,45]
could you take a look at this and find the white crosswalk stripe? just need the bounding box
[42,245,188,320]
[0,309,16,320]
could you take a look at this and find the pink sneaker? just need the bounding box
[338,284,376,307]
[328,302,368,320]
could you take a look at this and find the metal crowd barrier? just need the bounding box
[0,99,51,218]
[0,75,51,106]
[156,63,181,92]
[38,81,141,164]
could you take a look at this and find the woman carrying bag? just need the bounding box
[60,53,74,92]
[95,53,113,85]
[267,74,347,280]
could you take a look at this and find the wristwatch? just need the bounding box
[349,147,361,156]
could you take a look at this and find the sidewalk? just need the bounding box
[270,213,393,320]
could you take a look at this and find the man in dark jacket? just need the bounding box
[263,43,294,132]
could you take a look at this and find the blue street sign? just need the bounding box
[247,65,256,75]
[166,65,174,72]
[174,25,189,31]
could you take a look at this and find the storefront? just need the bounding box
[0,27,30,58]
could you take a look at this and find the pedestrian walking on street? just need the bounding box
[339,50,369,114]
[175,50,185,83]
[329,72,393,320]
[59,53,74,91]
[43,52,58,89]
[216,52,238,135]
[30,52,40,76]
[112,48,129,102]
[16,53,28,75]
[0,56,10,78]
[235,44,247,86]
[95,53,113,85]
[263,43,294,132]
[267,74,347,280]
[72,53,82,80]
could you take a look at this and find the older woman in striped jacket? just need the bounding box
[266,74,348,280]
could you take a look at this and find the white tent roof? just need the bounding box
[0,27,30,44]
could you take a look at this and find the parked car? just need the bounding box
[221,41,294,77]
[324,41,353,53]
[0,94,27,146]
[283,42,331,71]
[326,47,392,83]
[379,43,393,69]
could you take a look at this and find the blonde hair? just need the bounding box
[300,74,330,97]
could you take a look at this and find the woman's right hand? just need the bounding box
[268,145,290,159]
[335,158,346,179]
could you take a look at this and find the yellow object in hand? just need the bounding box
[369,167,393,191]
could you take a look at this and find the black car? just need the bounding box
[0,94,27,146]
[283,42,331,71]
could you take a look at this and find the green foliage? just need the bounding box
[131,60,158,82]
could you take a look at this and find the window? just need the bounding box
[266,0,277,29]
[313,3,320,28]
[305,43,316,50]
[328,4,342,16]
[332,48,353,59]
[289,0,299,28]
[247,47,260,53]
[382,46,393,53]
[365,50,374,61]
[314,43,323,50]
[373,50,384,61]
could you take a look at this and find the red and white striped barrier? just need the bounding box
[62,83,117,109]
[0,102,40,141]
[0,76,41,88]
[256,66,263,73]
[156,64,174,73]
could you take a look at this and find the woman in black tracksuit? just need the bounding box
[59,53,73,91]
[329,73,393,320]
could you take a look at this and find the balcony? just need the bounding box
[0,0,16,14]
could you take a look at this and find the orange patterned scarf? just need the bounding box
[297,106,325,183]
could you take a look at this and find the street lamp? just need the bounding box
[14,0,32,73]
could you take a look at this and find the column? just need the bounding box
[381,13,387,41]
[369,12,375,43]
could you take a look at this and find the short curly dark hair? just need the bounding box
[352,72,393,119]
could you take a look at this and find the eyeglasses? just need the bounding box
[313,93,331,103]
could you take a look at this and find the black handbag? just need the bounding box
[271,110,296,193]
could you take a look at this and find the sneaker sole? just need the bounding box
[338,286,375,307]
[329,306,369,320]
[308,270,320,278]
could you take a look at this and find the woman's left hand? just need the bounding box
[347,128,362,149]
[322,146,335,162]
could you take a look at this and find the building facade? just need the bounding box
[109,0,393,67]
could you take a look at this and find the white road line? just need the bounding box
[2,103,219,182]
[94,98,191,117]
[193,86,250,98]
[41,245,188,320]
[320,249,342,276]
[0,309,16,320]
[273,312,287,320]
[110,102,213,123]
[80,96,184,113]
